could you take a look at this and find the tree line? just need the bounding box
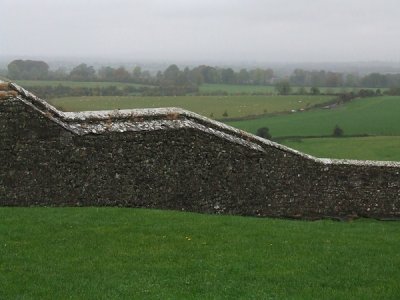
[6,59,400,90]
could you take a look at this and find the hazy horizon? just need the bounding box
[2,0,400,64]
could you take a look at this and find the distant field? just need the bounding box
[49,95,332,118]
[15,80,151,89]
[199,83,380,94]
[281,136,400,161]
[200,83,277,94]
[228,96,400,137]
[1,207,399,299]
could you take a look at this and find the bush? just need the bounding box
[333,125,344,137]
[310,87,320,95]
[256,127,272,139]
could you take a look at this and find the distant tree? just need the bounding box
[132,66,142,82]
[256,127,272,139]
[358,89,376,98]
[249,68,273,85]
[69,63,96,81]
[221,68,236,84]
[345,73,360,87]
[198,65,219,83]
[98,66,114,81]
[326,72,343,87]
[113,67,131,82]
[290,69,307,86]
[333,125,344,137]
[237,68,250,84]
[296,87,307,95]
[310,86,320,95]
[222,110,229,117]
[387,87,400,95]
[48,67,68,80]
[163,64,180,85]
[8,59,49,80]
[275,80,291,95]
[361,73,388,88]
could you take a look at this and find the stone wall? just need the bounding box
[1,82,399,219]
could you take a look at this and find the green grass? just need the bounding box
[281,136,400,161]
[200,83,277,94]
[199,83,380,94]
[1,207,399,299]
[49,95,332,118]
[228,96,400,137]
[15,80,151,89]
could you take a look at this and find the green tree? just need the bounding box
[333,125,344,137]
[221,68,236,84]
[69,63,96,81]
[132,66,142,82]
[163,64,181,86]
[310,86,320,95]
[256,127,272,139]
[275,80,291,95]
[7,60,49,80]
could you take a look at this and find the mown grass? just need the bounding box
[228,96,400,137]
[0,207,399,299]
[49,95,332,118]
[15,80,151,89]
[281,136,400,161]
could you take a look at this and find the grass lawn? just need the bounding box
[49,95,332,118]
[281,136,400,161]
[228,96,400,137]
[15,80,152,89]
[0,207,399,299]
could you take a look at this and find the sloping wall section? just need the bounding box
[0,82,399,219]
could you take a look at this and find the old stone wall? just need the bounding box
[0,82,399,219]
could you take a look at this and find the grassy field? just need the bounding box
[1,207,399,299]
[199,83,380,94]
[281,136,400,161]
[200,83,277,94]
[49,95,332,118]
[14,80,378,95]
[15,80,151,89]
[228,96,400,137]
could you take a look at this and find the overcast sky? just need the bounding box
[1,0,400,63]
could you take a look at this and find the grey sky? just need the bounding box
[2,0,400,63]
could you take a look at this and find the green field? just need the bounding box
[15,80,151,89]
[228,96,400,137]
[199,83,379,95]
[281,136,400,161]
[200,83,277,94]
[14,80,378,96]
[1,207,399,299]
[49,95,332,118]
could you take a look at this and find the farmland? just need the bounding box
[49,95,332,118]
[199,83,381,95]
[281,136,400,161]
[227,96,400,137]
[1,207,399,299]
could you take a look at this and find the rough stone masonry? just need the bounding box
[0,81,399,219]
